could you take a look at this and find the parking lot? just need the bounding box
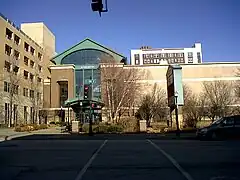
[0,134,239,180]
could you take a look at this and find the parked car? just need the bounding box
[196,115,240,140]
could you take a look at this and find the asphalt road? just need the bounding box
[0,134,239,180]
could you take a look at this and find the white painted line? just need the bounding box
[74,140,108,180]
[147,139,194,180]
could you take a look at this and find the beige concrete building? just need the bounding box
[0,13,55,126]
[0,13,239,126]
[43,38,240,124]
[126,62,240,95]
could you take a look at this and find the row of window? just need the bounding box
[4,81,41,99]
[143,58,185,64]
[134,51,201,64]
[23,70,42,82]
[4,60,42,82]
[4,82,19,94]
[5,44,42,62]
[5,28,43,59]
[4,103,37,125]
[24,56,42,70]
[142,53,185,59]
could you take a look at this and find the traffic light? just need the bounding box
[91,0,108,16]
[84,85,92,100]
[91,103,97,108]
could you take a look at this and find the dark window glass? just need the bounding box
[197,52,201,63]
[4,82,8,92]
[134,54,140,65]
[59,82,68,107]
[61,49,113,65]
[24,106,28,123]
[13,104,18,124]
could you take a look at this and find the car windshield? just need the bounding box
[211,118,223,125]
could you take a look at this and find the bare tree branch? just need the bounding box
[100,56,144,123]
[202,80,235,122]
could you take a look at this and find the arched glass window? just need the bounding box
[61,49,113,65]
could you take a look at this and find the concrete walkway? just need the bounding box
[0,127,67,142]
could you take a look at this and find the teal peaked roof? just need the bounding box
[51,38,126,65]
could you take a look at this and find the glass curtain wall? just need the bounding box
[61,49,113,100]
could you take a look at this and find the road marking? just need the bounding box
[147,139,194,180]
[75,140,108,180]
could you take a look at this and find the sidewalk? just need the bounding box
[0,127,68,142]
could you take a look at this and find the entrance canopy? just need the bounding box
[64,97,104,111]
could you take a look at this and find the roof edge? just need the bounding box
[51,38,126,62]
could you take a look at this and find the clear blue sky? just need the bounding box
[0,0,239,62]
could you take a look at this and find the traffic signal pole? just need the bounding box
[89,100,93,136]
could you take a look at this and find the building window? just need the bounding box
[14,34,20,45]
[13,66,19,75]
[169,53,174,58]
[24,70,29,79]
[30,47,35,56]
[37,92,41,100]
[197,52,201,63]
[23,88,29,97]
[30,60,35,68]
[30,73,34,82]
[24,106,28,124]
[134,54,140,65]
[24,56,29,66]
[188,57,193,63]
[14,50,20,60]
[30,90,34,98]
[13,104,18,125]
[38,65,42,72]
[188,52,193,57]
[4,81,9,92]
[14,85,19,94]
[6,28,13,40]
[177,53,184,57]
[4,61,11,72]
[38,52,42,60]
[37,77,42,83]
[5,103,10,125]
[59,82,68,107]
[24,42,29,52]
[5,44,12,56]
[30,107,34,123]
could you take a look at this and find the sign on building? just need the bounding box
[166,64,184,107]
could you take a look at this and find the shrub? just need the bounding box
[93,124,107,133]
[14,124,48,132]
[118,118,139,133]
[107,124,123,133]
[81,123,123,134]
[82,123,89,133]
[39,124,48,129]
[49,121,56,125]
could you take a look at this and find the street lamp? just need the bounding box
[174,91,180,137]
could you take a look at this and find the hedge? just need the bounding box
[15,124,48,132]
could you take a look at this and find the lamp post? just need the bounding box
[174,91,180,137]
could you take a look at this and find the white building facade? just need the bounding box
[130,43,202,65]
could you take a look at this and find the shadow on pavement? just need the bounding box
[11,133,198,141]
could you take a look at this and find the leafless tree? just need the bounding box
[100,57,144,123]
[202,80,235,122]
[136,83,167,127]
[182,84,205,127]
[0,53,22,127]
[29,65,43,124]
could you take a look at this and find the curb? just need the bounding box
[0,133,32,142]
[5,133,32,141]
